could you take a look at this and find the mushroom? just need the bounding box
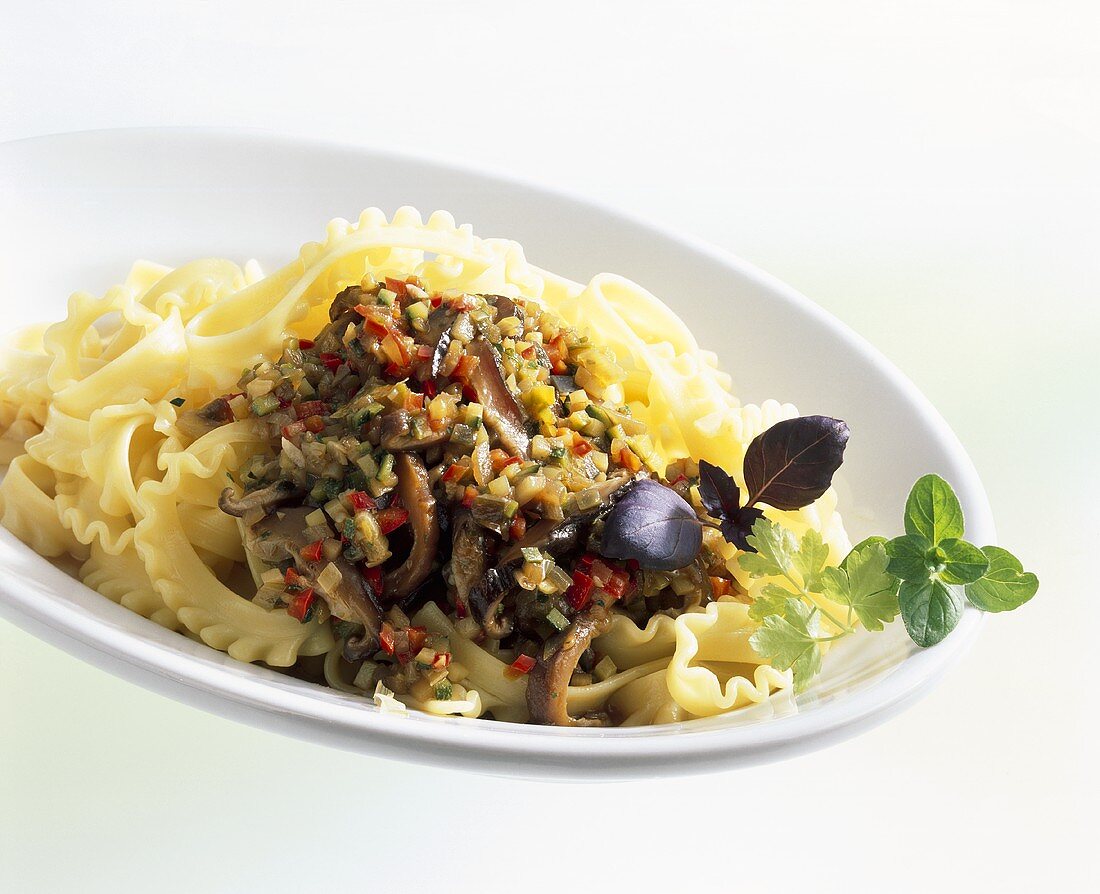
[450,510,493,617]
[490,295,521,323]
[379,409,449,451]
[526,604,613,726]
[383,452,440,603]
[314,285,365,355]
[465,338,530,459]
[421,306,458,379]
[218,479,306,518]
[176,396,234,440]
[249,507,382,656]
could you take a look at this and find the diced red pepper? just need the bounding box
[461,486,478,509]
[375,507,409,534]
[284,567,306,591]
[589,558,615,588]
[287,587,316,622]
[299,539,325,563]
[303,415,326,433]
[295,400,328,419]
[452,355,480,381]
[319,352,343,371]
[360,314,391,339]
[348,491,375,512]
[281,420,305,439]
[546,335,569,374]
[441,462,466,483]
[385,277,409,299]
[379,621,396,655]
[430,651,451,669]
[618,448,642,473]
[384,362,407,379]
[297,339,314,349]
[572,439,593,456]
[506,654,537,677]
[509,513,527,542]
[403,392,424,413]
[520,345,537,360]
[362,565,383,599]
[461,384,479,403]
[603,569,632,601]
[422,378,437,397]
[709,576,732,598]
[489,448,520,473]
[407,626,428,654]
[566,569,594,611]
[454,598,468,619]
[430,294,442,308]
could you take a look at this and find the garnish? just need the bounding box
[698,415,849,550]
[742,415,850,510]
[746,474,1037,688]
[599,479,702,571]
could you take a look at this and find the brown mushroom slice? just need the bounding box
[313,285,364,354]
[383,453,440,603]
[379,409,449,452]
[450,510,492,617]
[218,480,306,518]
[526,604,613,726]
[176,396,235,440]
[465,338,530,459]
[249,507,382,654]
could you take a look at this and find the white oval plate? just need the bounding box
[0,128,992,780]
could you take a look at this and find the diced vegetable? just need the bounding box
[546,608,570,631]
[506,654,537,676]
[286,587,316,622]
[566,569,594,611]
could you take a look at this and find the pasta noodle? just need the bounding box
[0,207,849,726]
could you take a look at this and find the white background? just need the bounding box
[1,2,1097,892]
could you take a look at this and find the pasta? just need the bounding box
[0,207,854,727]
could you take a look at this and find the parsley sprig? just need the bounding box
[746,474,1037,689]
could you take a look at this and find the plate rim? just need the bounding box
[0,126,991,779]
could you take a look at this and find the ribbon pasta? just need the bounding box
[0,207,848,723]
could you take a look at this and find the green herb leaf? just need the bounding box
[747,583,798,621]
[792,528,829,591]
[749,598,822,690]
[898,577,964,647]
[937,538,990,584]
[886,533,934,581]
[842,536,887,570]
[964,546,1038,612]
[740,518,798,578]
[904,473,964,545]
[819,540,900,631]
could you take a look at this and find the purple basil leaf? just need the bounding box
[698,459,742,519]
[600,479,702,571]
[721,506,766,552]
[743,416,849,511]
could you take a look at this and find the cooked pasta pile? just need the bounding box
[0,208,851,725]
